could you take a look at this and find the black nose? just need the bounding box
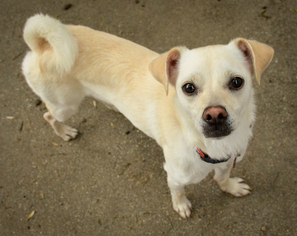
[203,106,228,124]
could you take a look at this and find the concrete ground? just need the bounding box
[0,0,296,235]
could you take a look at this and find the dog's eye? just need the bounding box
[182,83,197,95]
[229,77,244,90]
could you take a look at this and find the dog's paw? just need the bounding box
[55,123,78,141]
[218,177,251,197]
[172,195,192,219]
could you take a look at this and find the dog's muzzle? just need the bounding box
[202,106,232,138]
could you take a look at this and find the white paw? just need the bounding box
[172,195,192,219]
[55,124,78,141]
[219,177,251,197]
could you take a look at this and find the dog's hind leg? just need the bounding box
[43,103,80,141]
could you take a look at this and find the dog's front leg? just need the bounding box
[167,176,192,219]
[214,161,251,197]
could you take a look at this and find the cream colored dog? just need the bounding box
[22,14,274,218]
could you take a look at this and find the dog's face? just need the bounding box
[176,44,253,138]
[150,38,274,139]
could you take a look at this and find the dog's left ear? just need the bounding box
[232,38,274,85]
[149,47,187,95]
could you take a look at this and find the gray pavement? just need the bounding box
[0,0,296,235]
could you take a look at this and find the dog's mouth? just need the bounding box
[202,123,233,138]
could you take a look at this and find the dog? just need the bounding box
[22,14,274,218]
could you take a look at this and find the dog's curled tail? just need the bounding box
[23,14,78,75]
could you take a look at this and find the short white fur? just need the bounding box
[22,14,274,219]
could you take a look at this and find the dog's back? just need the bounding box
[21,14,167,142]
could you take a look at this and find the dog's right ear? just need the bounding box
[149,47,187,95]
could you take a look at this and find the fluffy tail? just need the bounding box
[23,14,78,75]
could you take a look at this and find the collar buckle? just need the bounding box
[196,148,232,165]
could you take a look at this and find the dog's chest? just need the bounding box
[164,148,216,185]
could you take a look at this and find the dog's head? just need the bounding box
[150,38,274,139]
